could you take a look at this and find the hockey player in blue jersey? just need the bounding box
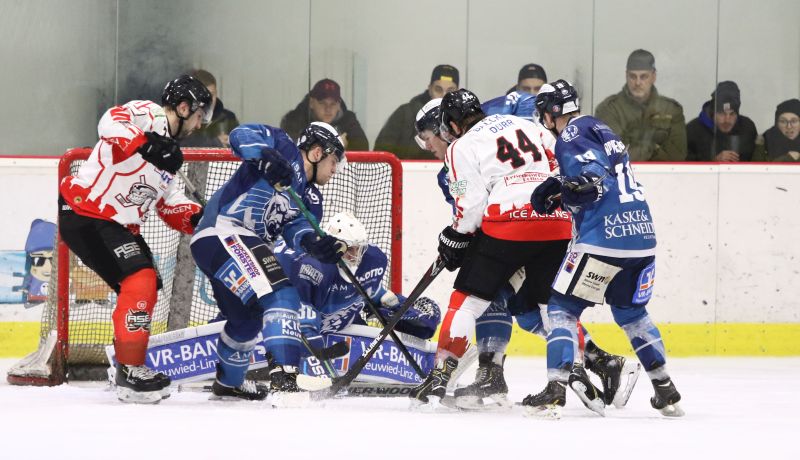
[275,212,440,362]
[413,98,636,410]
[523,80,683,418]
[190,121,347,402]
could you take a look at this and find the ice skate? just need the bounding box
[521,380,566,419]
[115,363,170,404]
[586,351,641,407]
[210,379,269,401]
[409,356,458,411]
[453,353,511,411]
[269,364,310,408]
[568,364,605,416]
[651,377,684,417]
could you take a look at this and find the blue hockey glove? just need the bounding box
[249,148,293,189]
[531,176,563,214]
[561,172,604,206]
[437,226,473,271]
[301,233,346,264]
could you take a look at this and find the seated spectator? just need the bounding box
[762,99,800,162]
[374,64,459,159]
[180,69,239,148]
[281,78,368,150]
[506,63,547,95]
[595,49,686,161]
[686,81,758,162]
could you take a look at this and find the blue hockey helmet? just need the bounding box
[534,79,580,125]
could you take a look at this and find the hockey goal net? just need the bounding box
[7,148,402,385]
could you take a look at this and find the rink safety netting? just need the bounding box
[37,149,402,371]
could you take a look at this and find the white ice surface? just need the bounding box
[1,357,796,460]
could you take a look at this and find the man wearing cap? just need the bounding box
[374,64,459,159]
[760,99,800,162]
[281,78,369,151]
[507,63,548,95]
[686,81,758,162]
[595,49,686,162]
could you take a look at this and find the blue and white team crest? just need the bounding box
[632,262,656,304]
[263,193,298,242]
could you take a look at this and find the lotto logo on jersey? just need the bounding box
[125,310,151,332]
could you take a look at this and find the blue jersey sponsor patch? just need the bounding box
[214,260,255,303]
[632,261,655,304]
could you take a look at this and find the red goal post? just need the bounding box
[8,148,402,386]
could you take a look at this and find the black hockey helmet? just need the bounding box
[415,98,443,149]
[297,122,345,161]
[161,75,213,123]
[439,89,483,137]
[534,79,580,125]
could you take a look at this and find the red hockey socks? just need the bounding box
[111,268,157,365]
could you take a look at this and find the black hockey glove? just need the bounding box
[249,148,293,190]
[301,233,346,264]
[437,226,473,271]
[561,172,604,206]
[138,132,183,174]
[531,176,563,214]
[190,209,204,228]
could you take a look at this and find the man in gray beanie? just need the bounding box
[595,49,686,161]
[686,80,758,162]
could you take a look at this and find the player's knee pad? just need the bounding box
[617,310,666,371]
[394,296,441,340]
[546,306,579,378]
[111,268,158,365]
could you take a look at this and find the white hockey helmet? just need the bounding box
[414,98,442,149]
[324,211,369,273]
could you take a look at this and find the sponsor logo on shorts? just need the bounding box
[113,242,141,259]
[223,236,262,278]
[126,310,151,332]
[564,252,579,273]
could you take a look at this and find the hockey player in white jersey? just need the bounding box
[522,80,683,418]
[409,89,574,409]
[414,95,637,411]
[59,75,210,403]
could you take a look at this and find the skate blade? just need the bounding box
[270,391,311,408]
[658,402,685,417]
[569,381,605,416]
[160,385,172,400]
[454,394,513,412]
[523,404,562,420]
[116,387,162,404]
[612,361,641,408]
[409,395,456,413]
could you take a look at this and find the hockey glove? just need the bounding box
[138,132,183,174]
[437,226,473,271]
[301,233,346,264]
[561,172,604,206]
[249,148,293,190]
[189,209,204,228]
[531,176,563,214]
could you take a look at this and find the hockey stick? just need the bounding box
[177,169,206,206]
[317,257,446,399]
[283,186,427,379]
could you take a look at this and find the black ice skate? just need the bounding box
[650,377,684,417]
[115,363,170,404]
[409,356,458,410]
[453,353,511,410]
[586,350,641,408]
[210,379,269,401]
[521,380,566,419]
[269,364,310,408]
[568,364,605,416]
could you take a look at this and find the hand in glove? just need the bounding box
[301,233,346,264]
[531,176,563,214]
[249,147,293,190]
[437,226,473,271]
[138,132,183,174]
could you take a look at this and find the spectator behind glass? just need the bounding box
[281,78,368,150]
[686,81,758,162]
[594,49,686,161]
[762,99,800,162]
[180,69,239,148]
[374,64,459,159]
[506,63,547,95]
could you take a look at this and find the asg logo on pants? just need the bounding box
[113,242,141,259]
